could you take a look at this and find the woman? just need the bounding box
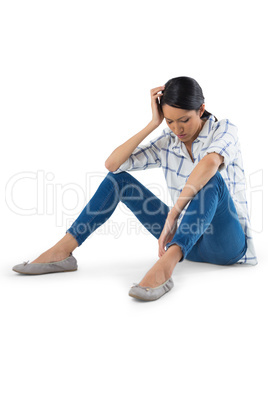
[12,76,258,301]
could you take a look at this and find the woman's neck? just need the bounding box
[184,118,207,149]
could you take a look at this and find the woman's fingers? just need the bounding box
[158,248,165,258]
[151,86,165,103]
[150,85,165,96]
[150,85,165,127]
[158,237,166,257]
[152,93,163,99]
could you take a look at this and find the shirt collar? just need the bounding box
[171,114,216,151]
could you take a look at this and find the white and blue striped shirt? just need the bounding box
[112,115,258,265]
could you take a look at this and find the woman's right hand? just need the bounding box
[150,85,165,127]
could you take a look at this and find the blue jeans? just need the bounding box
[66,171,247,265]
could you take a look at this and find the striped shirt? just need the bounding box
[112,115,258,265]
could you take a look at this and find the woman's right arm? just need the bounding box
[105,85,165,172]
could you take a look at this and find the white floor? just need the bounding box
[1,214,267,402]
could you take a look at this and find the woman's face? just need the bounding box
[161,104,206,146]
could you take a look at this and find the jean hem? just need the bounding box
[165,241,188,263]
[66,229,82,247]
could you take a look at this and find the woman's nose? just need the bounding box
[172,124,183,135]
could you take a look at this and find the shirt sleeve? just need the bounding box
[203,119,239,171]
[111,130,167,174]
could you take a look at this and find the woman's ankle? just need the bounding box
[31,247,70,264]
[49,245,72,258]
[53,233,79,254]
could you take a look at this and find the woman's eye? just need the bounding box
[167,118,189,124]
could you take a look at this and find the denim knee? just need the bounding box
[107,171,130,179]
[206,170,223,188]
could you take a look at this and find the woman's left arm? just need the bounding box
[158,152,224,257]
[171,152,224,218]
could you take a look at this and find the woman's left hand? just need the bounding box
[158,212,179,258]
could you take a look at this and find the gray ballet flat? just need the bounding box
[128,277,174,301]
[12,253,78,275]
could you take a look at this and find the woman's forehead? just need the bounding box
[162,105,195,120]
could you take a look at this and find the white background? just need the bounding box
[1,1,267,401]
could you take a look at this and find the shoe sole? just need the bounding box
[13,267,78,275]
[129,293,154,301]
[129,290,169,301]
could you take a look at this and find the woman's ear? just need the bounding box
[200,103,205,117]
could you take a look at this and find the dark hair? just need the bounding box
[159,76,218,122]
